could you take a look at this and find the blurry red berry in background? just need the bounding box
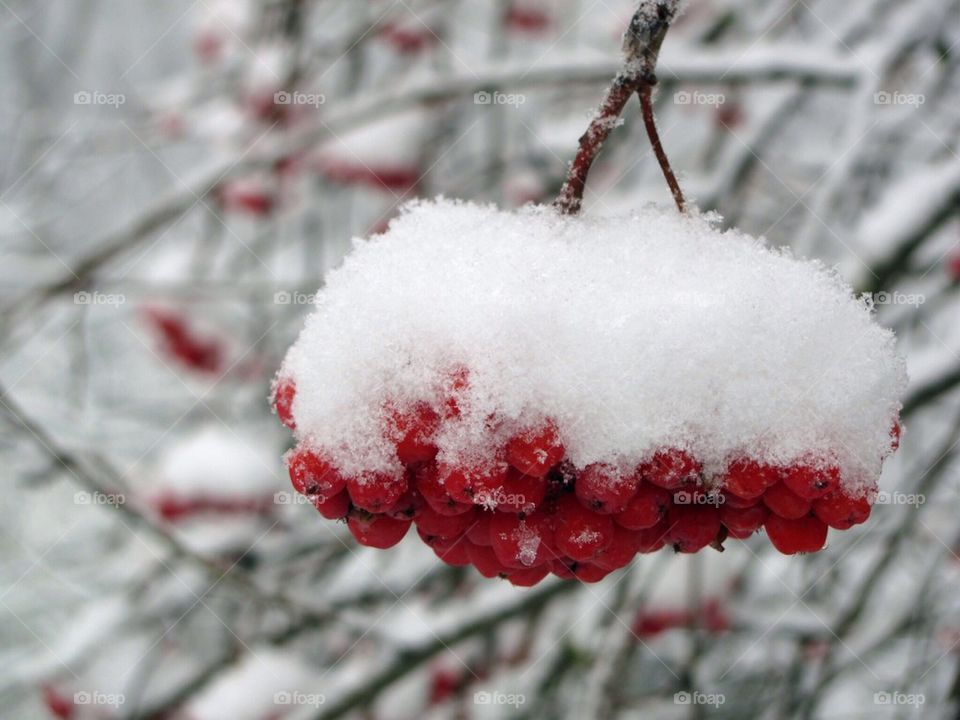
[378,21,437,54]
[143,307,224,375]
[41,685,74,719]
[218,180,276,217]
[193,30,223,64]
[947,251,960,280]
[504,3,551,33]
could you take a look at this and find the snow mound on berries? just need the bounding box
[282,199,905,489]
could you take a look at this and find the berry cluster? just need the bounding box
[274,377,895,586]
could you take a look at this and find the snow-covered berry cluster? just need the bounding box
[275,371,899,584]
[273,200,906,585]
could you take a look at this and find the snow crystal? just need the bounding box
[281,198,906,491]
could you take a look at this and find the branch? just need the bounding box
[554,0,684,215]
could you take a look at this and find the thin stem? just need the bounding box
[554,0,684,215]
[639,83,686,212]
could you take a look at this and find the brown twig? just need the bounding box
[554,0,684,215]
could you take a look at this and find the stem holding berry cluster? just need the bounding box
[554,0,686,215]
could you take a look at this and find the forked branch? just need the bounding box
[554,0,686,215]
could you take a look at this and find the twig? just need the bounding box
[554,0,683,215]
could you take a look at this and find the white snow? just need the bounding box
[281,198,906,492]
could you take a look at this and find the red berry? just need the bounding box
[664,505,722,553]
[634,521,670,552]
[765,514,828,554]
[415,504,477,539]
[505,564,551,586]
[720,491,761,509]
[416,463,474,516]
[890,421,902,451]
[466,511,494,545]
[273,377,297,430]
[439,457,509,504]
[763,482,812,519]
[314,489,351,519]
[720,503,768,537]
[41,685,74,720]
[812,491,871,530]
[348,511,411,548]
[489,509,554,568]
[347,469,408,513]
[288,448,346,497]
[466,542,508,578]
[722,458,780,499]
[442,365,470,419]
[576,463,641,513]
[641,449,701,489]
[616,483,671,529]
[594,525,643,570]
[432,536,472,566]
[488,468,546,512]
[505,420,565,477]
[781,463,839,500]
[385,486,424,520]
[386,401,440,465]
[553,495,614,562]
[551,558,609,583]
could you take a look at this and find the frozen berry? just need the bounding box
[314,489,351,519]
[433,536,472,566]
[440,457,509,504]
[553,495,614,561]
[416,504,477,539]
[576,463,641,513]
[812,491,871,530]
[722,458,780,499]
[720,491,761,509]
[763,482,811,519]
[720,503,768,537]
[416,463,474,516]
[348,511,411,548]
[347,469,408,513]
[641,449,701,490]
[385,486,424,520]
[552,558,609,583]
[467,542,508,578]
[665,505,722,553]
[387,401,440,465]
[505,564,551,586]
[765,514,827,554]
[635,522,670,553]
[466,511,494,545]
[273,377,297,430]
[594,525,643,570]
[489,468,546,512]
[616,483,671,529]
[505,420,565,477]
[441,365,470,419]
[489,509,554,568]
[288,448,346,497]
[781,463,839,500]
